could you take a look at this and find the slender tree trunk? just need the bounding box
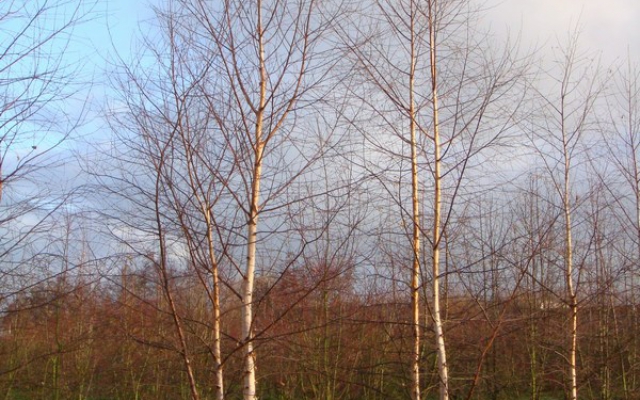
[628,66,640,400]
[154,195,200,400]
[242,144,263,400]
[597,240,611,400]
[146,126,202,400]
[409,2,421,398]
[527,178,539,400]
[429,1,449,399]
[241,2,267,396]
[561,98,578,400]
[161,264,201,400]
[182,137,226,400]
[203,209,225,400]
[174,89,226,400]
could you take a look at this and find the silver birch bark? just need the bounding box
[207,210,225,400]
[179,140,225,400]
[240,2,267,396]
[561,101,578,400]
[556,41,601,400]
[408,2,421,399]
[428,2,449,399]
[530,35,602,400]
[102,1,329,397]
[344,2,525,397]
[555,46,578,400]
[170,0,325,396]
[344,1,424,394]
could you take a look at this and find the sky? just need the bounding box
[89,0,153,58]
[86,0,640,68]
[22,0,636,194]
[5,0,639,176]
[2,0,637,261]
[484,0,640,65]
[74,0,640,87]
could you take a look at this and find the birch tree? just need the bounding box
[426,3,447,397]
[343,1,526,398]
[526,34,603,400]
[100,0,343,398]
[344,1,426,397]
[172,1,342,397]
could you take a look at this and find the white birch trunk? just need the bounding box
[204,209,225,400]
[408,2,421,398]
[242,122,264,400]
[562,105,578,400]
[179,104,226,400]
[242,2,267,397]
[429,2,449,399]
